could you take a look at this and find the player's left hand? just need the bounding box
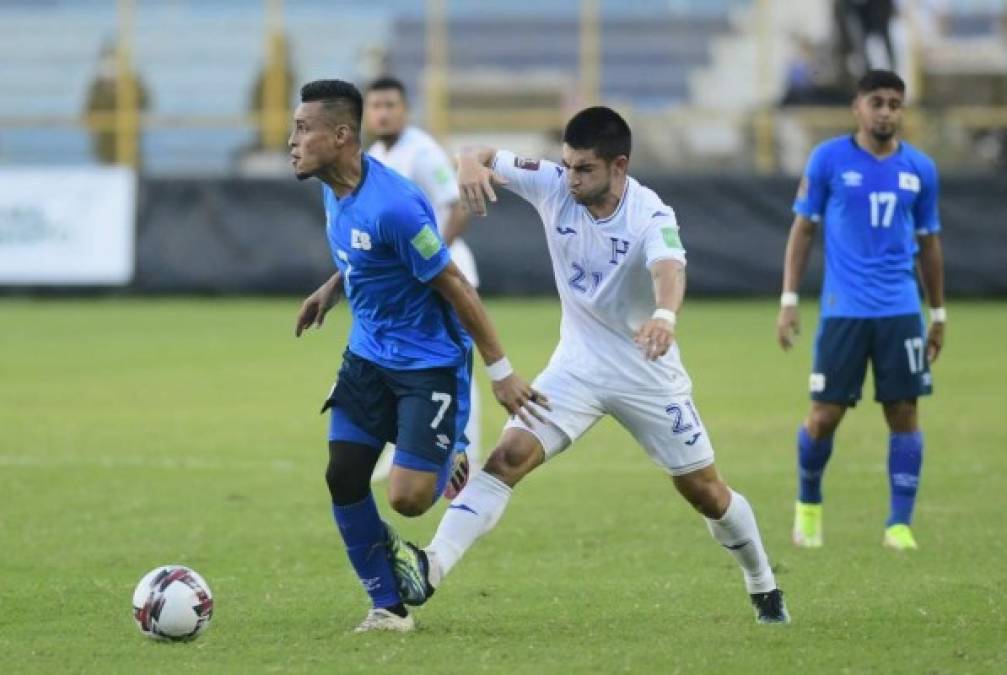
[491,373,551,427]
[457,155,508,217]
[927,321,944,364]
[634,318,675,361]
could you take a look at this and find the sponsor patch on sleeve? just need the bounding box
[514,157,540,171]
[661,227,682,249]
[410,225,442,260]
[434,165,452,185]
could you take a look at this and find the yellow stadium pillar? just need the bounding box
[753,0,775,174]
[579,0,601,106]
[263,0,289,150]
[424,0,448,139]
[115,0,138,168]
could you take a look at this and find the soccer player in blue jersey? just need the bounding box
[777,70,946,551]
[288,79,547,632]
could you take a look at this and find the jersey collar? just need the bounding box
[589,178,630,225]
[850,133,902,162]
[338,153,370,206]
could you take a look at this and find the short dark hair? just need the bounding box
[365,76,408,103]
[299,79,363,136]
[562,106,632,161]
[857,70,905,95]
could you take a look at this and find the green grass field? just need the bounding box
[2,298,1005,674]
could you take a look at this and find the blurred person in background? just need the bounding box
[363,76,482,482]
[780,34,849,106]
[83,41,150,165]
[834,0,897,85]
[778,70,946,552]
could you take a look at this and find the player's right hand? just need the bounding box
[491,373,551,427]
[458,155,507,217]
[777,306,800,351]
[294,280,341,337]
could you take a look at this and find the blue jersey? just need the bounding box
[793,135,940,318]
[323,154,469,370]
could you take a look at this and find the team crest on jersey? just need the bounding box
[898,172,921,192]
[351,229,372,250]
[514,157,540,171]
[841,170,863,187]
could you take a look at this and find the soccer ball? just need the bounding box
[132,565,214,641]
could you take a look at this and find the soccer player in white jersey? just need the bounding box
[363,76,482,483]
[391,107,790,624]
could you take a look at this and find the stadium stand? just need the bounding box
[0,0,1003,174]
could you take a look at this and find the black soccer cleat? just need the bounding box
[750,588,791,624]
[386,525,436,607]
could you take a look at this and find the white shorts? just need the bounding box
[449,239,479,288]
[505,361,715,476]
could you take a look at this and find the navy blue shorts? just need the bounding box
[811,314,933,406]
[322,349,471,472]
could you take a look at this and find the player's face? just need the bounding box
[854,88,904,142]
[288,102,344,180]
[561,145,621,206]
[363,89,407,140]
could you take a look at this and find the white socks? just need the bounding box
[426,476,774,596]
[705,490,776,594]
[426,470,512,587]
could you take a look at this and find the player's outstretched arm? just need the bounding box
[635,260,685,361]
[441,201,471,247]
[429,262,550,425]
[294,272,343,337]
[777,215,818,351]
[917,233,946,363]
[456,146,508,217]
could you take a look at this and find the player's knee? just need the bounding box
[483,443,536,488]
[688,483,729,519]
[388,490,432,518]
[673,467,730,518]
[326,441,377,506]
[806,408,842,439]
[325,458,369,506]
[883,400,918,433]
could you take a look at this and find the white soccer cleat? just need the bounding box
[352,608,415,633]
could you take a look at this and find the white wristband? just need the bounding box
[929,307,947,323]
[780,291,799,307]
[652,308,677,326]
[485,357,513,382]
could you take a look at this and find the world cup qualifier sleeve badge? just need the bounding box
[514,157,540,171]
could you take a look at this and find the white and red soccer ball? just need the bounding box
[132,565,214,641]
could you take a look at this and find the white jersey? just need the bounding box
[492,150,691,392]
[369,126,478,286]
